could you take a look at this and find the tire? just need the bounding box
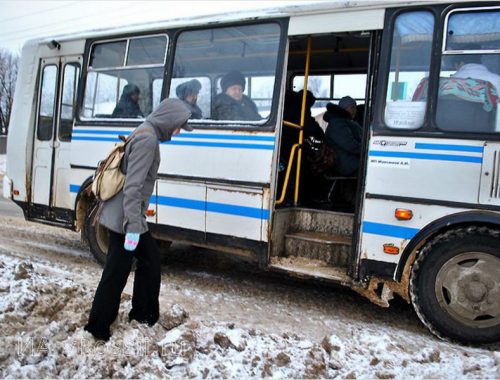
[84,201,109,266]
[410,226,500,344]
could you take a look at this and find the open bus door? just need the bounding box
[31,55,81,222]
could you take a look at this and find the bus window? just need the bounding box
[436,9,500,133]
[37,65,57,141]
[293,74,366,116]
[81,35,168,120]
[171,23,281,124]
[384,11,435,130]
[59,63,80,141]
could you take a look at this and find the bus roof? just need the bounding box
[24,0,446,49]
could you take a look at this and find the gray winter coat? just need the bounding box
[99,98,191,234]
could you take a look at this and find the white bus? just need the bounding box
[4,1,500,344]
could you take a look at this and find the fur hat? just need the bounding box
[220,70,246,92]
[176,79,202,100]
[338,96,356,110]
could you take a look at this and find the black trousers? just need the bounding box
[85,230,161,340]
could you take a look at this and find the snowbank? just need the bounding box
[0,251,498,379]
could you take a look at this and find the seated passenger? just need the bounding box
[212,70,261,121]
[323,96,362,177]
[112,84,144,118]
[452,47,500,94]
[176,79,203,119]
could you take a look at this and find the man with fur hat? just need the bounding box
[176,79,203,119]
[212,70,261,121]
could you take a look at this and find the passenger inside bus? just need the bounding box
[212,70,261,121]
[176,79,203,119]
[451,46,500,93]
[111,84,144,118]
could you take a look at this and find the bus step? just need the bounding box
[269,256,352,284]
[285,231,351,267]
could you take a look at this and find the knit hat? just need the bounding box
[338,96,356,110]
[220,70,246,92]
[176,79,202,100]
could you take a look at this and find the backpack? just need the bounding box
[91,129,153,201]
[306,143,336,176]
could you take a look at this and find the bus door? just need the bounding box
[31,56,81,215]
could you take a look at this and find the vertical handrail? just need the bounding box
[294,36,312,205]
[276,143,300,205]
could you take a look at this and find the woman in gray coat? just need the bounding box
[85,98,192,341]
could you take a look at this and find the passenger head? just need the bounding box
[176,79,202,105]
[339,96,357,119]
[122,84,140,103]
[221,70,246,102]
[298,89,316,111]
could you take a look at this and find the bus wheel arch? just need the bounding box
[409,226,500,344]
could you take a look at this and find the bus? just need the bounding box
[4,1,500,344]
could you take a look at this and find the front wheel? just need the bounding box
[410,227,500,344]
[84,201,109,266]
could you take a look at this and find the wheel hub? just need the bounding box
[463,280,487,303]
[436,251,500,328]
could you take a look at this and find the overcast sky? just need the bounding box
[0,0,324,54]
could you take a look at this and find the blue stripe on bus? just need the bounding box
[156,195,269,220]
[71,136,274,150]
[362,221,419,239]
[72,129,275,142]
[69,186,269,220]
[368,150,482,163]
[415,143,484,153]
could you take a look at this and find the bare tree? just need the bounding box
[0,49,19,135]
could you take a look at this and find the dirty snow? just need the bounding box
[0,213,498,378]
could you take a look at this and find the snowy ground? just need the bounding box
[0,175,498,378]
[0,155,6,175]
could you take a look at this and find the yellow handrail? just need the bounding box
[276,143,300,205]
[294,36,312,206]
[283,120,302,129]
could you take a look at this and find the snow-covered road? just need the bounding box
[0,212,498,378]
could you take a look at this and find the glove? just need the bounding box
[124,233,140,251]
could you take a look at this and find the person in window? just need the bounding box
[112,84,144,118]
[323,96,362,177]
[212,70,261,121]
[176,79,203,119]
[451,46,500,93]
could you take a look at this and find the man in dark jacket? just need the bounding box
[85,98,192,341]
[212,70,261,121]
[112,84,144,118]
[176,79,203,119]
[323,96,362,176]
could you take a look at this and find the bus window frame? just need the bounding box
[161,18,289,132]
[76,31,170,126]
[373,3,500,142]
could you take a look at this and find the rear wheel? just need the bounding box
[410,227,500,344]
[84,201,109,266]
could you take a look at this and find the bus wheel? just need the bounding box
[84,201,109,266]
[410,227,500,344]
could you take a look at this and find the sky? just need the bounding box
[0,0,322,54]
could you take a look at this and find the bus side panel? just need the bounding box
[7,44,40,203]
[359,136,485,275]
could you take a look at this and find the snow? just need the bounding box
[0,216,498,378]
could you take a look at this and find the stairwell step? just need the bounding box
[285,232,352,267]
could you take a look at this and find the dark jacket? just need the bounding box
[212,93,261,121]
[323,103,362,176]
[111,84,144,118]
[183,101,203,119]
[99,99,191,234]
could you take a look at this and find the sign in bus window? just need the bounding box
[436,9,500,133]
[384,11,434,130]
[172,23,281,124]
[82,35,168,120]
